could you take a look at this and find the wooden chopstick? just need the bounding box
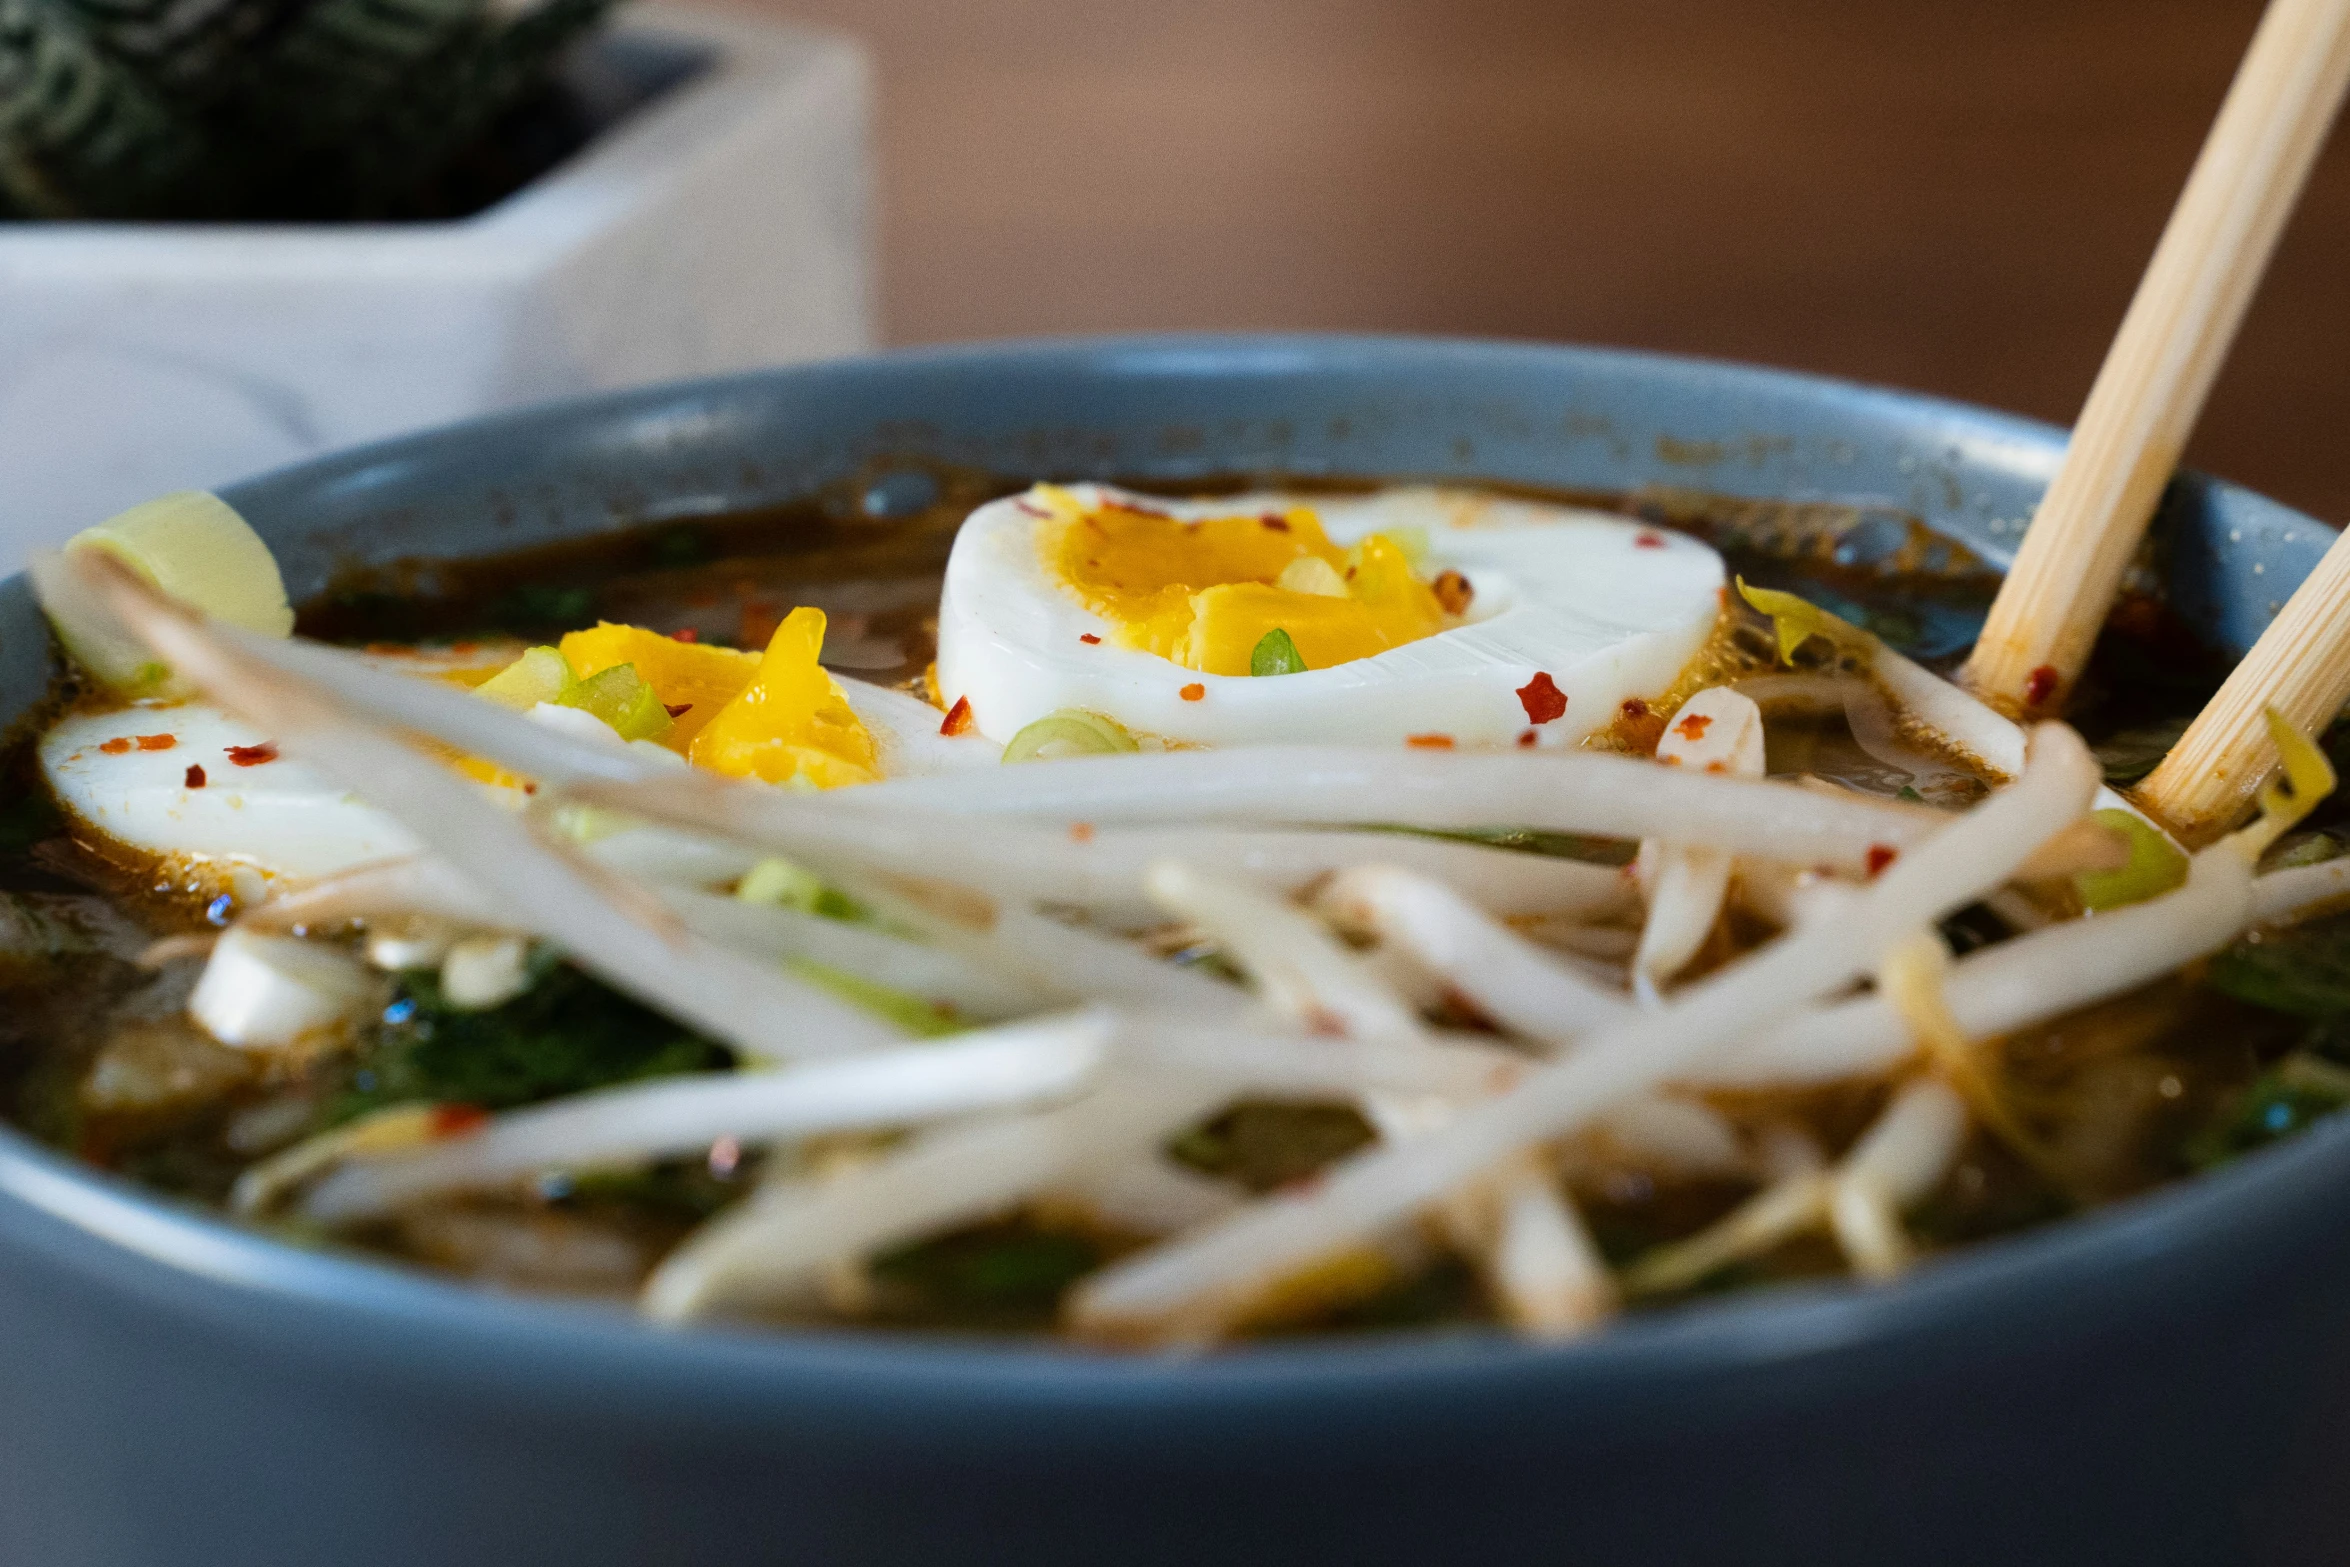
[1960,0,2350,718]
[2135,530,2350,846]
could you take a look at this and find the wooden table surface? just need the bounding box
[727,0,2350,526]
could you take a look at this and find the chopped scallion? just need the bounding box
[1002,709,1141,764]
[1250,628,1307,677]
[2073,808,2188,911]
[558,664,673,742]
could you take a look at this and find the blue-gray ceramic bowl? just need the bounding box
[1,337,2343,1567]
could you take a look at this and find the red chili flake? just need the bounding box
[98,738,132,755]
[1659,754,1683,767]
[1621,697,1650,719]
[939,696,975,736]
[1705,760,1727,773]
[135,733,176,751]
[1517,729,1539,749]
[1260,515,1291,532]
[1634,531,1667,549]
[1069,822,1096,844]
[183,764,206,789]
[1104,496,1172,518]
[226,743,278,767]
[1866,844,1899,877]
[429,1103,491,1139]
[671,627,699,643]
[1406,733,1455,749]
[1014,499,1050,518]
[1431,569,1475,615]
[1674,713,1714,742]
[1516,671,1567,725]
[1079,632,1102,645]
[2022,664,2061,708]
[1180,683,1206,702]
[663,703,693,719]
[523,782,539,796]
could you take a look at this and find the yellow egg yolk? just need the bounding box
[455,614,877,790]
[1042,486,1448,675]
[688,607,879,789]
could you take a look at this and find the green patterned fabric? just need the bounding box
[0,0,615,218]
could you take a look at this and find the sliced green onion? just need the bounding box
[558,664,672,742]
[474,646,576,711]
[1736,577,1862,666]
[2074,808,2189,911]
[1002,709,1140,764]
[1250,628,1307,677]
[786,958,962,1037]
[737,856,867,922]
[42,491,293,695]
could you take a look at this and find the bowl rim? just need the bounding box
[6,329,2344,1415]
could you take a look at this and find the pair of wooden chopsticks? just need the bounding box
[1956,0,2350,845]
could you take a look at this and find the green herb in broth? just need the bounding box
[2185,1055,2350,1170]
[864,1220,1114,1331]
[2210,918,2350,1021]
[333,958,733,1124]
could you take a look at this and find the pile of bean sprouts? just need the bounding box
[49,548,2349,1348]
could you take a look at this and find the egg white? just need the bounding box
[41,704,430,885]
[934,483,1727,749]
[39,674,992,889]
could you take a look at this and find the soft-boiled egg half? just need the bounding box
[41,614,993,892]
[935,483,1726,749]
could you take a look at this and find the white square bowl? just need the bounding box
[0,6,872,559]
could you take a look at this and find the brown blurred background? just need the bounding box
[725,0,2350,521]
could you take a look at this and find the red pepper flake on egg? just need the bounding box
[1517,729,1539,748]
[1516,671,1567,725]
[1069,822,1096,844]
[1180,683,1205,702]
[664,703,693,719]
[98,738,132,755]
[429,1103,491,1139]
[136,733,176,751]
[183,764,206,789]
[1079,633,1102,645]
[1259,515,1291,532]
[1675,713,1713,742]
[1634,530,1667,549]
[1866,844,1899,877]
[2022,664,2061,709]
[226,743,278,767]
[939,696,975,736]
[671,627,699,643]
[1407,733,1455,749]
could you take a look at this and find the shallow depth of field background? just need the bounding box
[724,0,2350,522]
